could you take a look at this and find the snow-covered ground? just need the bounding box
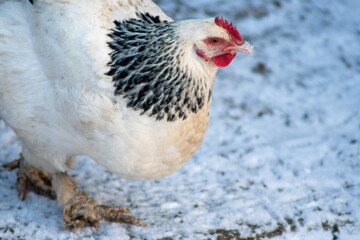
[1,0,360,239]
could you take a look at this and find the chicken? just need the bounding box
[0,0,253,229]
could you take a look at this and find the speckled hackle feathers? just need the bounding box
[106,15,211,122]
[215,16,242,42]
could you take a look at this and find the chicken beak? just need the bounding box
[226,41,254,55]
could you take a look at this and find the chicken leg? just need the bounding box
[52,173,146,229]
[2,154,146,229]
[2,154,56,200]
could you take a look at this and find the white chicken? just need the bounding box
[0,0,252,229]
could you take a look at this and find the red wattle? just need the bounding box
[211,53,236,68]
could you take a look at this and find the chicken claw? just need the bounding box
[2,159,20,171]
[1,154,56,200]
[59,174,146,230]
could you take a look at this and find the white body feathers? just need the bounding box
[0,0,218,180]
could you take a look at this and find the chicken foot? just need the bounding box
[52,173,146,230]
[1,154,56,200]
[2,155,145,229]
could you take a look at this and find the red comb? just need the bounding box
[215,17,242,42]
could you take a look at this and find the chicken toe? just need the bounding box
[96,205,146,226]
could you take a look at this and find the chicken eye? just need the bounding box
[210,38,219,44]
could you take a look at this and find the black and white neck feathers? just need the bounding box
[106,13,214,122]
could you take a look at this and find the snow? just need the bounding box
[1,0,360,239]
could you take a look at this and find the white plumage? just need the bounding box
[0,0,252,228]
